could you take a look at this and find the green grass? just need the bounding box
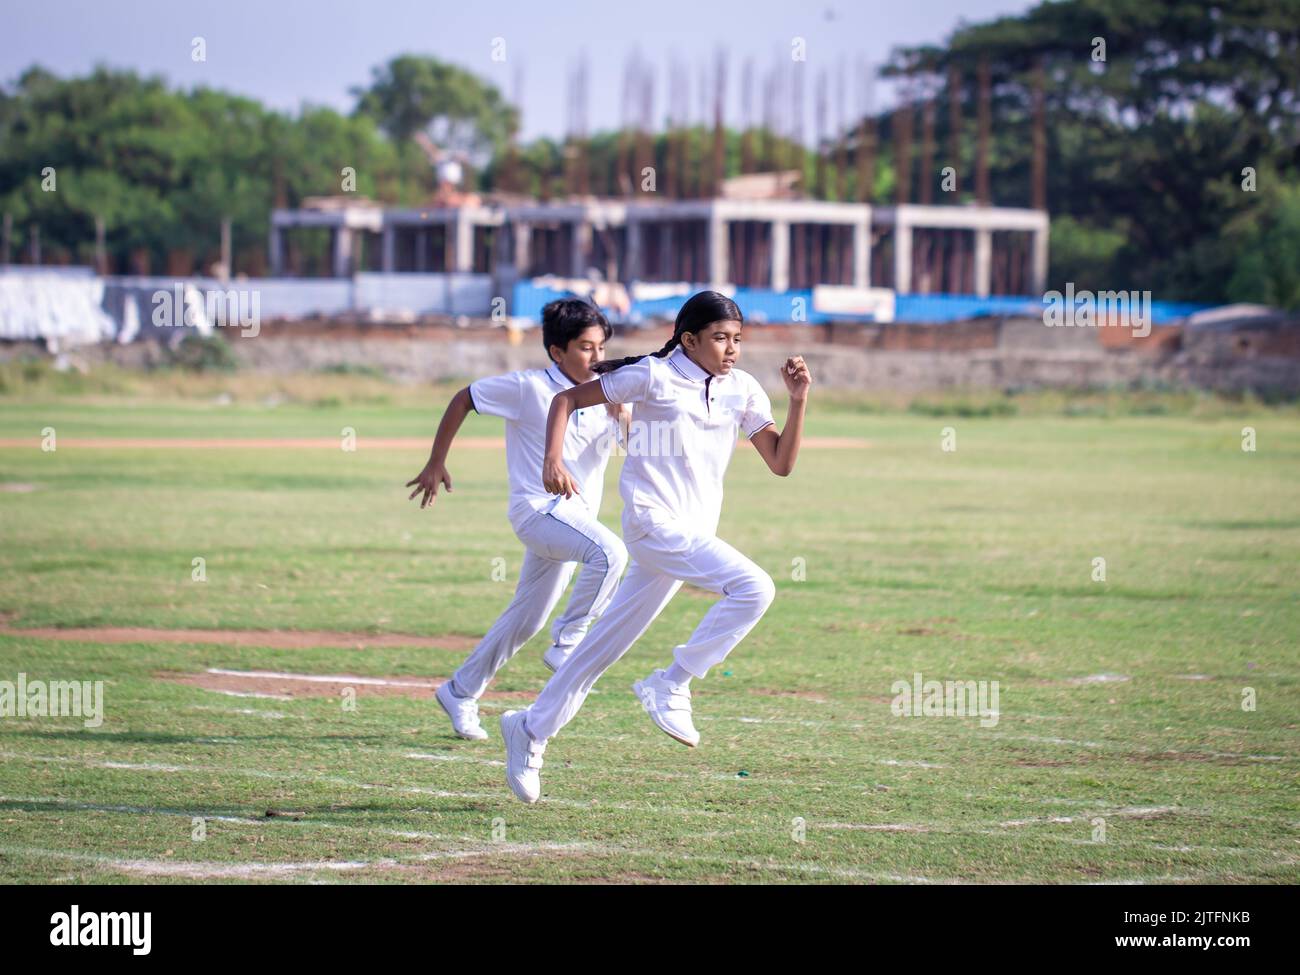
[0,373,1296,883]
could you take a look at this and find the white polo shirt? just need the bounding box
[469,363,619,532]
[597,344,775,541]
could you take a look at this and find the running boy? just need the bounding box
[406,298,629,741]
[499,290,811,801]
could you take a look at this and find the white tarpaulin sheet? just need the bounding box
[0,271,116,345]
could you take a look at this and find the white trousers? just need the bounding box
[525,518,776,741]
[451,501,628,700]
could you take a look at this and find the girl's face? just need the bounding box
[552,325,608,382]
[681,319,742,376]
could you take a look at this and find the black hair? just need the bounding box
[593,290,742,374]
[541,297,612,363]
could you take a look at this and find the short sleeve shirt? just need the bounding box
[469,364,620,532]
[598,344,774,540]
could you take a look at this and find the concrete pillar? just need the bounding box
[625,218,642,282]
[414,228,428,272]
[894,219,913,294]
[454,215,474,273]
[513,222,532,276]
[853,215,870,289]
[381,225,396,273]
[663,223,675,281]
[268,225,283,276]
[771,219,790,292]
[571,221,592,277]
[1030,225,1048,295]
[331,227,354,278]
[974,227,992,298]
[708,212,728,288]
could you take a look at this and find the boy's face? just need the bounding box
[551,324,608,382]
[681,319,742,377]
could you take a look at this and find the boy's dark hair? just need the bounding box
[541,298,612,363]
[593,290,742,374]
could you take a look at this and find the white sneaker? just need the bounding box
[436,680,488,741]
[542,644,572,672]
[631,669,700,747]
[501,710,546,803]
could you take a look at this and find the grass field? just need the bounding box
[0,365,1297,883]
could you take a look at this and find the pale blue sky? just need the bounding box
[1,0,1036,141]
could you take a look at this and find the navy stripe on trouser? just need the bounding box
[451,505,628,700]
[525,522,776,741]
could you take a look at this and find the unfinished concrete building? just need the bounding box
[270,196,1048,300]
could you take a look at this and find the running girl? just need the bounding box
[500,290,811,801]
[406,299,629,741]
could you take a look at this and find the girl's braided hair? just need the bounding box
[592,290,742,374]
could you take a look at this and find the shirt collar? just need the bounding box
[546,363,577,388]
[667,344,713,384]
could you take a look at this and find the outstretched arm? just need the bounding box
[542,379,609,498]
[406,386,474,508]
[750,355,811,477]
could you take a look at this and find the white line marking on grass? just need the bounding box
[878,759,947,768]
[820,822,934,832]
[996,806,1177,829]
[407,751,505,768]
[0,795,259,824]
[994,734,1104,748]
[0,750,725,818]
[991,734,1288,762]
[697,715,847,729]
[207,689,293,700]
[206,668,433,688]
[0,840,619,880]
[188,706,288,719]
[100,760,192,772]
[1066,674,1130,684]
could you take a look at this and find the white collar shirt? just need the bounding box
[597,344,775,540]
[469,363,619,532]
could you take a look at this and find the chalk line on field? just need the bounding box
[206,689,294,700]
[207,668,432,687]
[188,705,288,719]
[0,795,261,825]
[0,840,614,880]
[0,749,728,818]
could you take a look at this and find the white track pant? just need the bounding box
[525,518,776,741]
[451,501,628,700]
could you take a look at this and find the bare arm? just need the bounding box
[749,356,811,477]
[405,386,474,508]
[542,379,610,498]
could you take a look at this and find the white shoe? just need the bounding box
[632,669,700,747]
[542,644,572,672]
[436,681,488,741]
[501,710,547,803]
